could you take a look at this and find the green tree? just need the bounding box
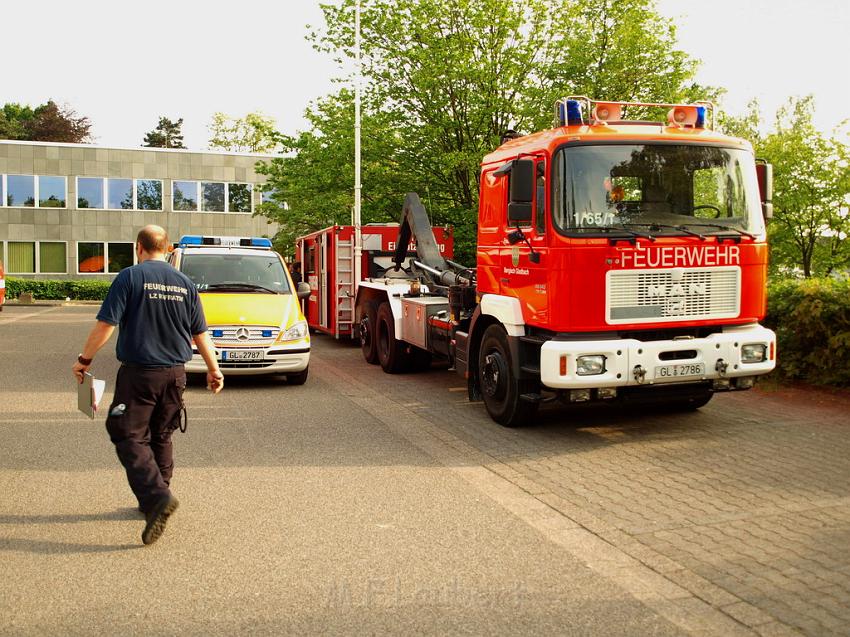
[259,0,709,262]
[725,98,850,277]
[142,116,186,148]
[208,112,279,153]
[0,100,91,143]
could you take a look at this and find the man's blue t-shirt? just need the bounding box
[97,260,207,366]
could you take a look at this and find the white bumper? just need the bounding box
[540,323,775,389]
[186,347,310,376]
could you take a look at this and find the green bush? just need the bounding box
[765,277,850,386]
[5,278,111,301]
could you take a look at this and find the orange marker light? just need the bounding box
[560,355,568,376]
[770,341,775,361]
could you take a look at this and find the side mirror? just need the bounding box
[755,161,773,220]
[297,282,311,300]
[508,158,534,224]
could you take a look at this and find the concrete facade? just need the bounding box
[0,140,279,279]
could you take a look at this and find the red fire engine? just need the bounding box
[350,97,777,427]
[296,224,453,338]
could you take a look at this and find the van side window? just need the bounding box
[536,161,546,234]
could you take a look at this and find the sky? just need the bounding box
[2,0,848,149]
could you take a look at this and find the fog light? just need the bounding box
[570,389,591,402]
[576,355,606,376]
[736,376,756,390]
[713,378,731,391]
[598,387,617,400]
[741,343,767,363]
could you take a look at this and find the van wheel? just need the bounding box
[287,368,309,385]
[478,325,538,427]
[358,302,379,364]
[376,302,409,373]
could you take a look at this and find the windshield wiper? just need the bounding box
[621,222,706,240]
[682,223,757,240]
[590,224,656,244]
[204,282,278,294]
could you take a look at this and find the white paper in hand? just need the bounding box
[77,373,107,419]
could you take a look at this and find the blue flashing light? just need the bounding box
[178,235,203,245]
[566,100,584,126]
[261,330,272,338]
[252,237,273,248]
[695,106,706,129]
[212,329,223,338]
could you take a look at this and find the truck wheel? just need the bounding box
[478,324,538,427]
[287,367,309,385]
[358,302,379,364]
[376,302,409,373]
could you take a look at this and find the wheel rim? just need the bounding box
[481,350,508,401]
[359,315,371,349]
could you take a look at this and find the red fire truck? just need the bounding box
[296,224,453,338]
[353,97,777,427]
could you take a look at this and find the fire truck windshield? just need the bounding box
[180,253,292,294]
[552,144,765,237]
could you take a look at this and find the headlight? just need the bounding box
[576,355,606,376]
[279,321,308,342]
[741,343,767,363]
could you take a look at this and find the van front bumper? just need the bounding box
[186,347,310,376]
[539,323,775,390]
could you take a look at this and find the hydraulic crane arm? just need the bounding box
[393,193,449,272]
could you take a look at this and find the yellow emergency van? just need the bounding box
[169,235,311,383]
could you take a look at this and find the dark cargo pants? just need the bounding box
[105,364,186,512]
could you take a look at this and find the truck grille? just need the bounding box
[209,325,280,347]
[606,267,740,324]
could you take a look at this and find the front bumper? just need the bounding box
[540,323,775,390]
[186,346,310,376]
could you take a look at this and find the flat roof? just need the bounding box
[0,138,280,159]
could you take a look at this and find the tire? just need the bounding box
[376,302,409,373]
[287,367,309,385]
[477,324,538,427]
[358,302,379,364]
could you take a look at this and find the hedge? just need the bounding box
[765,277,850,386]
[5,277,112,301]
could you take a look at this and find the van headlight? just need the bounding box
[279,321,308,342]
[576,355,606,376]
[741,343,767,363]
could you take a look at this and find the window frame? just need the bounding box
[2,240,69,274]
[37,240,69,274]
[171,180,255,213]
[76,241,137,275]
[105,177,135,211]
[76,176,107,210]
[2,174,70,209]
[172,180,201,212]
[134,178,164,211]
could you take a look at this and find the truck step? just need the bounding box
[520,393,544,404]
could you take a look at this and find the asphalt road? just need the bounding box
[0,305,847,636]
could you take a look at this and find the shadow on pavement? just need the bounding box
[0,507,143,524]
[0,537,142,554]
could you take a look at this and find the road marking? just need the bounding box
[312,357,754,636]
[0,307,61,324]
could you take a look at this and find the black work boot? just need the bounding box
[142,495,179,545]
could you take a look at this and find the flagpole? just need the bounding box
[353,0,363,289]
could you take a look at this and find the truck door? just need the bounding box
[500,157,549,325]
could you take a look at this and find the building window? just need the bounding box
[78,177,104,209]
[39,242,67,273]
[78,242,106,273]
[108,243,134,273]
[0,175,4,206]
[7,241,36,273]
[201,182,225,212]
[38,176,66,207]
[7,175,35,207]
[107,178,133,210]
[173,181,199,211]
[136,180,162,210]
[229,183,253,213]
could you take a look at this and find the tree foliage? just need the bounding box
[724,97,850,277]
[259,0,709,262]
[0,100,91,143]
[142,116,186,148]
[208,112,279,153]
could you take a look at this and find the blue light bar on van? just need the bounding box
[239,237,273,248]
[178,235,203,245]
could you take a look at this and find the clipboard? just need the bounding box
[77,372,106,419]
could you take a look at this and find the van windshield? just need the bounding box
[180,253,291,294]
[552,144,765,236]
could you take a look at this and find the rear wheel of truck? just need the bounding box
[376,302,409,373]
[358,301,379,364]
[478,324,538,427]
